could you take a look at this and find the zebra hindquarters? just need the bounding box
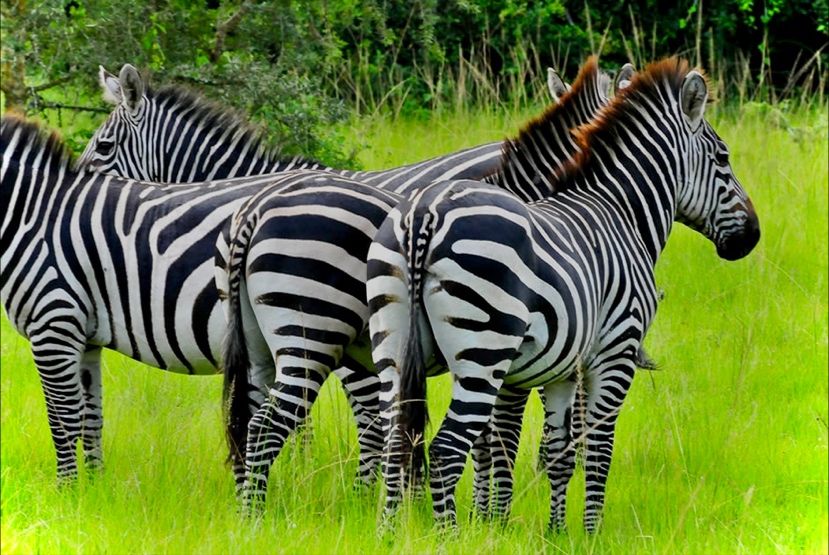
[420,264,530,527]
[238,177,396,512]
[240,252,358,511]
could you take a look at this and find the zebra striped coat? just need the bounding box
[366,58,760,531]
[218,59,621,509]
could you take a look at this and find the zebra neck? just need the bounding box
[574,128,680,265]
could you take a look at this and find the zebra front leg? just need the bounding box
[471,422,493,517]
[79,347,103,474]
[487,386,530,520]
[30,335,86,485]
[336,354,382,489]
[541,379,579,533]
[243,362,330,512]
[582,362,635,532]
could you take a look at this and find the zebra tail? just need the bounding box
[398,209,432,479]
[221,218,253,467]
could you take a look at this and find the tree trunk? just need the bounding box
[1,57,28,113]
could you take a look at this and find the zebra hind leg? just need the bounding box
[428,372,507,528]
[471,422,493,518]
[237,359,273,498]
[335,354,383,489]
[541,379,579,533]
[487,386,530,521]
[243,363,330,513]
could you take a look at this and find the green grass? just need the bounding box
[2,105,827,554]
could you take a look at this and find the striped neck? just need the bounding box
[486,57,609,202]
[147,91,326,181]
[563,90,683,264]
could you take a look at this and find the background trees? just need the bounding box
[2,0,826,165]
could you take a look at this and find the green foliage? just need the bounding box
[1,0,827,162]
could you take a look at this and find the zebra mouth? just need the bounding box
[716,219,761,261]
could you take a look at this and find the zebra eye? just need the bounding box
[96,140,114,155]
[714,151,729,166]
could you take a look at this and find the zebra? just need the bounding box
[81,64,503,187]
[218,58,626,511]
[366,57,760,532]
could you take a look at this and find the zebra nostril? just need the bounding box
[717,216,760,260]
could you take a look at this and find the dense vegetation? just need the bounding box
[2,0,827,164]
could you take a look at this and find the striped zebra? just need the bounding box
[366,58,760,531]
[219,59,623,510]
[82,64,502,187]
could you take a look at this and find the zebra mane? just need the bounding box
[1,114,76,173]
[554,57,708,186]
[493,56,607,197]
[148,83,321,167]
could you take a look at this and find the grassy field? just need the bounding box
[1,104,827,554]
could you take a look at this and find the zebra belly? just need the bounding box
[104,279,226,375]
[503,310,596,389]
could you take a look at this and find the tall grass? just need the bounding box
[1,102,827,554]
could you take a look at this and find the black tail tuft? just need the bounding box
[397,211,433,483]
[221,223,253,469]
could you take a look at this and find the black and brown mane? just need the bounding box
[553,57,709,186]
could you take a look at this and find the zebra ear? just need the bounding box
[546,67,569,102]
[118,64,145,114]
[99,65,122,105]
[680,71,708,131]
[613,63,635,94]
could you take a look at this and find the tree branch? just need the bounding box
[36,101,110,114]
[31,75,74,93]
[210,1,251,63]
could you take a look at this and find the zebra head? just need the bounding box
[674,69,760,261]
[79,64,152,179]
